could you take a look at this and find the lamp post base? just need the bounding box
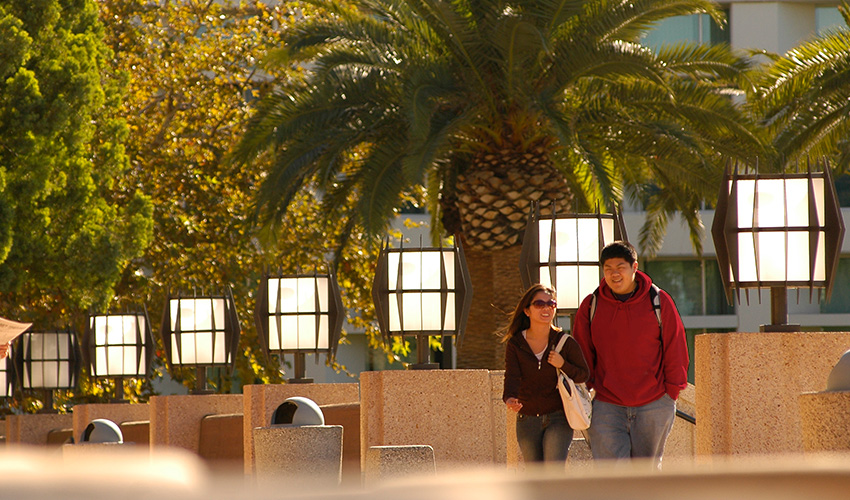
[410,363,440,370]
[760,324,802,333]
[287,377,315,384]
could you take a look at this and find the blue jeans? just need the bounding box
[516,409,573,464]
[587,394,676,469]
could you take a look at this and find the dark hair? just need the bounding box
[500,284,561,342]
[600,240,638,266]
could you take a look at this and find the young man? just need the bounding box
[572,241,688,469]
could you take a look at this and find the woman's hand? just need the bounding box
[547,350,564,369]
[505,397,523,412]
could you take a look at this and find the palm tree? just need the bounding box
[748,2,850,170]
[233,0,767,368]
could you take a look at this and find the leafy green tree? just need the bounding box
[233,0,767,368]
[99,0,387,395]
[0,0,152,371]
[748,2,850,170]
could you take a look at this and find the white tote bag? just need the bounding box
[554,334,593,430]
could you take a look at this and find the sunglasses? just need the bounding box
[530,299,557,309]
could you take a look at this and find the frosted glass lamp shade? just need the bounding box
[16,331,80,390]
[520,208,627,313]
[160,289,240,370]
[371,242,473,346]
[256,272,343,357]
[86,312,152,378]
[0,355,12,398]
[711,164,844,304]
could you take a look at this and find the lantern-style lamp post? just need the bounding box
[160,288,241,393]
[372,241,473,369]
[711,161,845,332]
[14,330,81,412]
[255,269,344,383]
[0,347,14,402]
[84,308,153,401]
[520,203,627,322]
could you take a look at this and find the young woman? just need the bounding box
[502,284,589,465]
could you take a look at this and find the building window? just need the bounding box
[821,257,850,313]
[641,11,731,49]
[643,258,735,316]
[816,7,844,35]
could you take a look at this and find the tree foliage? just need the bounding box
[233,0,767,261]
[232,0,770,368]
[0,0,153,318]
[747,1,850,171]
[98,0,388,396]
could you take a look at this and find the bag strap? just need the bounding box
[554,332,568,352]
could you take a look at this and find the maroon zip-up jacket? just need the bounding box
[502,327,589,416]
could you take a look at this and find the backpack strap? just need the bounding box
[589,284,662,328]
[589,287,599,323]
[649,284,662,327]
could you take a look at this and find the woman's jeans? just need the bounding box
[516,409,573,463]
[587,394,676,469]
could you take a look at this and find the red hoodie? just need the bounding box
[572,270,688,407]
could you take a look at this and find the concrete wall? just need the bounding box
[695,331,850,457]
[360,370,506,472]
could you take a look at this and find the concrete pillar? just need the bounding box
[360,370,506,472]
[149,394,243,452]
[695,331,850,457]
[5,413,73,445]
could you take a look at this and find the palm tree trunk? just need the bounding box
[456,244,525,369]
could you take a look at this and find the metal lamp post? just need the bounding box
[14,330,81,412]
[84,308,153,401]
[160,288,241,393]
[255,269,344,383]
[371,240,473,369]
[711,161,845,332]
[520,203,627,322]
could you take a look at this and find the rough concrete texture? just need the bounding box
[71,403,150,444]
[800,390,850,452]
[321,403,361,486]
[120,420,150,445]
[253,424,343,489]
[665,383,697,465]
[150,394,243,452]
[198,413,244,470]
[360,370,506,472]
[242,383,359,475]
[6,413,73,445]
[364,445,435,486]
[695,331,850,457]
